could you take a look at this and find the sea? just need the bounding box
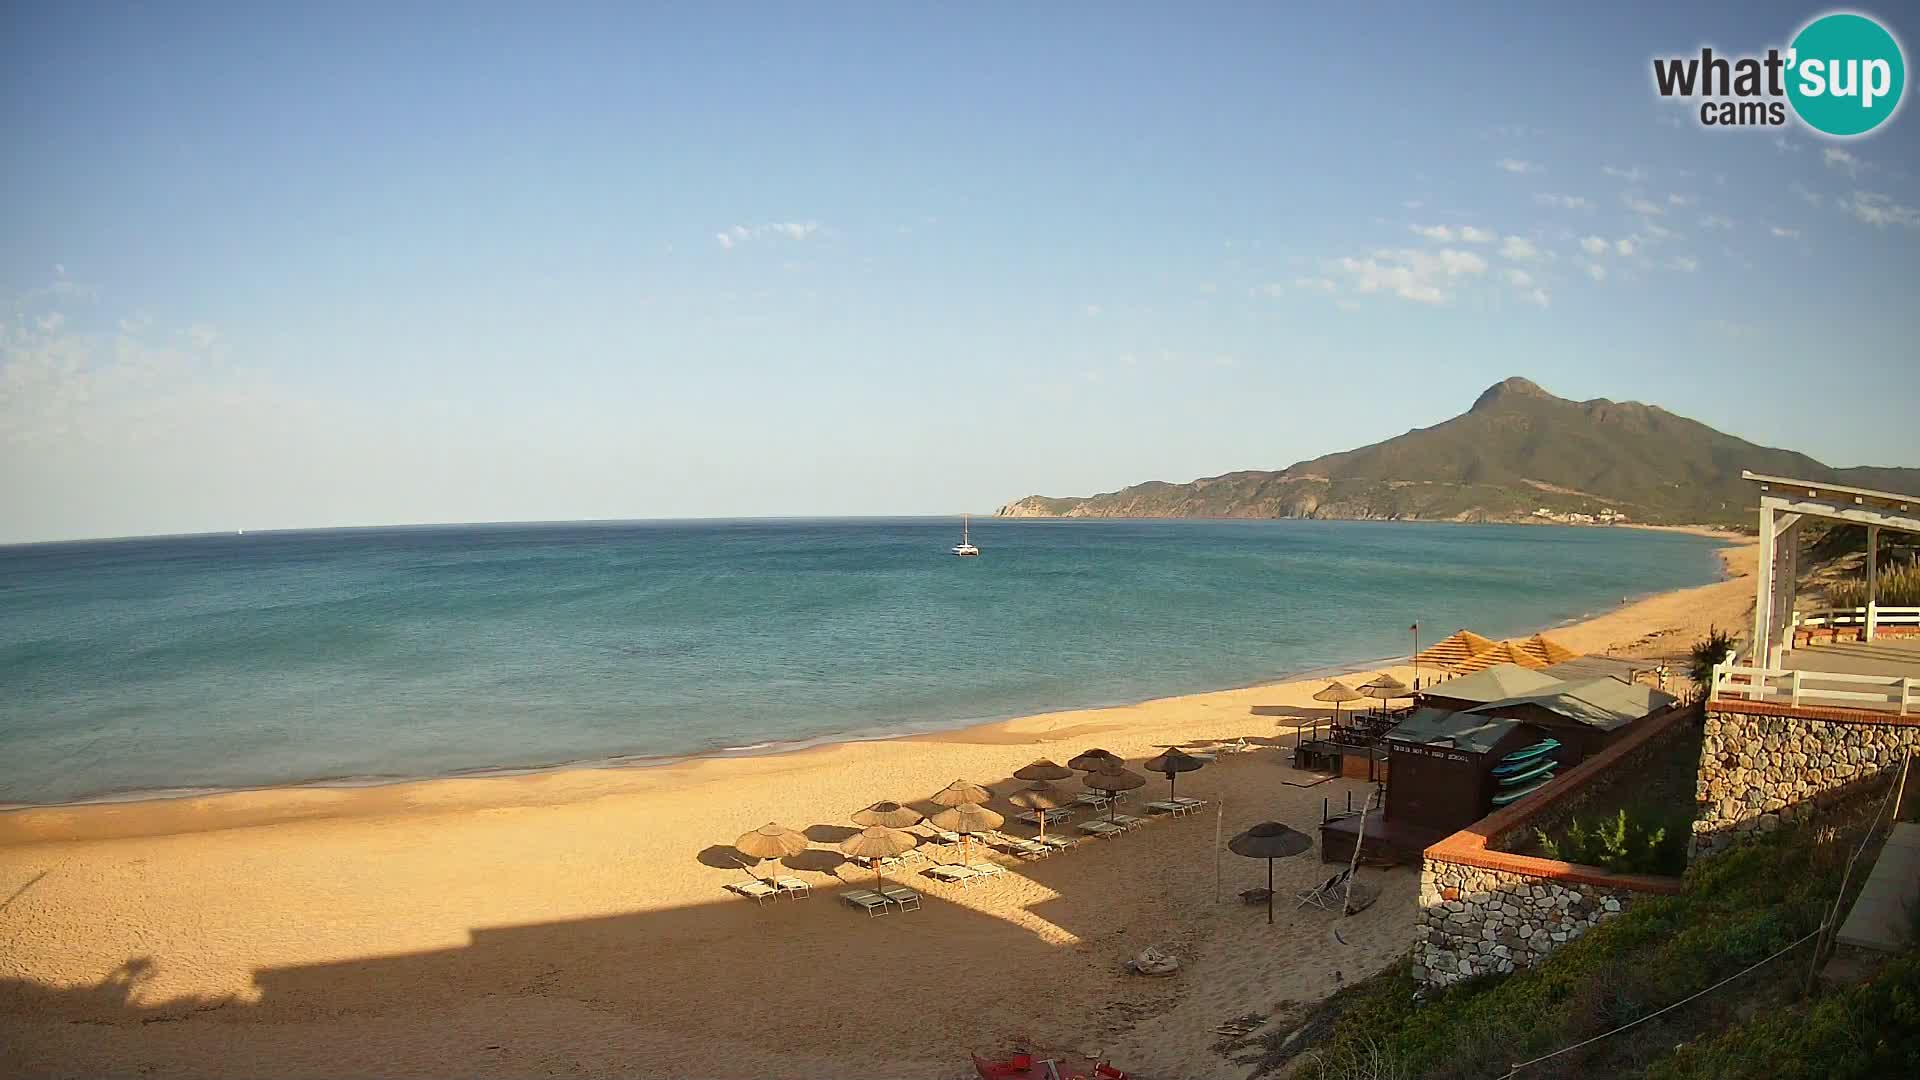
[0,518,1727,807]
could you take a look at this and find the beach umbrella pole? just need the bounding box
[1267,858,1275,924]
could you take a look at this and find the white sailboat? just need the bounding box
[951,513,980,557]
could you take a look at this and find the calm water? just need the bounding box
[0,519,1725,805]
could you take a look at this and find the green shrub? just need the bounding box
[1687,628,1737,689]
[1539,809,1689,876]
[1827,559,1920,608]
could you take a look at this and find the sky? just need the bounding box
[3,2,1918,543]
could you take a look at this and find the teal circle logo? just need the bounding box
[1787,12,1906,136]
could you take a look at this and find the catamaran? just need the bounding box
[951,513,980,557]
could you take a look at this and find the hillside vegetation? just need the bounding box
[999,378,1920,526]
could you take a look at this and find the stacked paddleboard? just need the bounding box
[1490,738,1560,805]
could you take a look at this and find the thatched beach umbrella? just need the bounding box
[1143,747,1207,802]
[1083,761,1146,823]
[931,779,992,808]
[1013,759,1074,783]
[840,825,919,890]
[1068,748,1121,773]
[1358,674,1411,716]
[930,803,1004,863]
[1229,821,1313,924]
[1313,681,1365,733]
[1008,781,1072,841]
[734,822,809,879]
[852,801,924,829]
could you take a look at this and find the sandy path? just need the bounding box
[0,534,1755,1079]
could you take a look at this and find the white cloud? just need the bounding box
[1497,158,1542,174]
[1499,236,1540,260]
[1700,214,1735,230]
[1669,255,1699,272]
[1769,225,1800,239]
[1625,196,1666,217]
[1459,226,1496,244]
[1791,182,1823,207]
[1410,224,1455,241]
[1615,237,1636,256]
[715,221,821,249]
[1579,235,1610,255]
[1533,193,1591,210]
[1667,193,1695,206]
[1604,165,1648,182]
[1585,262,1608,281]
[1823,147,1865,176]
[1333,247,1487,305]
[1642,222,1675,239]
[1772,136,1801,154]
[1293,277,1338,294]
[1504,268,1534,287]
[1523,288,1551,307]
[1083,304,1103,317]
[1840,192,1920,229]
[1403,200,1425,210]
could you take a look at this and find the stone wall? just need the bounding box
[1416,862,1631,984]
[1693,704,1920,857]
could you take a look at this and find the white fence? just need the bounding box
[1711,663,1919,715]
[1794,605,1920,639]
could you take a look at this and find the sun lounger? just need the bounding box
[840,888,892,917]
[877,885,921,912]
[1078,820,1125,838]
[1219,737,1253,755]
[989,834,1050,859]
[966,861,1007,879]
[773,876,812,899]
[1036,834,1079,851]
[1108,813,1147,830]
[925,863,981,886]
[726,879,779,906]
[1144,800,1184,816]
[1171,796,1208,812]
[1296,868,1352,911]
[924,826,966,845]
[1240,886,1275,905]
[1016,808,1073,827]
[1073,792,1114,810]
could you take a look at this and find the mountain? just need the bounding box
[996,377,1920,526]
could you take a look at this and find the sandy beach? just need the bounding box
[0,534,1756,1080]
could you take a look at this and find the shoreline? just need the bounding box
[0,533,1752,844]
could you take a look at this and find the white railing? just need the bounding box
[1711,662,1918,715]
[1794,604,1920,640]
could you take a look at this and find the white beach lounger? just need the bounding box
[925,863,981,886]
[965,861,1007,879]
[1078,820,1124,838]
[1144,800,1183,816]
[1036,834,1079,852]
[877,885,921,912]
[840,888,892,917]
[1171,796,1208,811]
[727,879,779,906]
[989,833,1050,859]
[773,876,812,899]
[1108,813,1147,830]
[1073,792,1113,810]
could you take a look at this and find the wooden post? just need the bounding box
[1341,801,1368,916]
[1790,670,1803,707]
[1214,799,1224,903]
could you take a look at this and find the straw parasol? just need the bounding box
[930,802,1004,862]
[1228,821,1312,924]
[1008,781,1072,841]
[733,822,809,880]
[1013,759,1075,783]
[1068,748,1121,773]
[851,801,924,829]
[1359,673,1410,700]
[839,825,919,890]
[1083,760,1146,823]
[931,779,992,808]
[1412,629,1499,673]
[1142,747,1207,802]
[1313,680,1365,730]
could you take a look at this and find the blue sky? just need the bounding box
[3,2,1917,542]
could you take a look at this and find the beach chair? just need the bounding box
[925,863,981,887]
[965,861,1007,880]
[1036,834,1079,852]
[989,833,1050,860]
[839,888,892,917]
[878,885,921,912]
[1296,868,1352,911]
[1073,792,1113,811]
[1108,813,1147,830]
[1144,800,1182,816]
[1219,737,1253,755]
[1078,820,1125,839]
[772,875,812,899]
[925,825,966,845]
[726,879,779,906]
[1171,796,1208,814]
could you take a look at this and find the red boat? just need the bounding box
[972,1050,1129,1080]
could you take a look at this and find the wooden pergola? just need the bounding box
[1747,471,1920,666]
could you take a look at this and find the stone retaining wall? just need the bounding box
[1417,862,1631,983]
[1693,704,1920,857]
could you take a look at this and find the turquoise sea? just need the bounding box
[0,519,1726,806]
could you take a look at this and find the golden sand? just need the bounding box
[0,536,1755,1079]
